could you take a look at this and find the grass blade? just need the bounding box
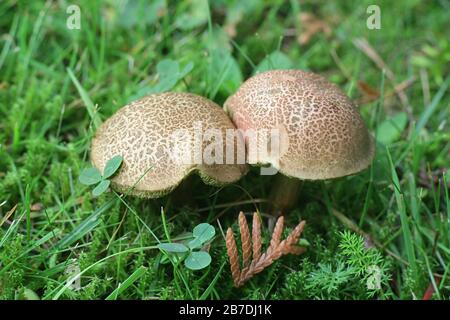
[67,67,102,129]
[105,266,147,300]
[415,75,450,133]
[200,262,226,300]
[53,200,113,250]
[386,147,417,274]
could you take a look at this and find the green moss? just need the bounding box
[0,0,448,300]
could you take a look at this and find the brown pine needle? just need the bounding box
[238,212,252,268]
[226,228,240,287]
[252,212,262,262]
[268,215,284,254]
[285,220,306,245]
[279,220,306,254]
[225,214,307,288]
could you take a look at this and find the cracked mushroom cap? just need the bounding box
[224,69,375,180]
[91,92,248,198]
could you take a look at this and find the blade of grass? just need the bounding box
[443,173,449,247]
[67,67,102,129]
[49,246,157,300]
[360,71,384,226]
[415,75,450,133]
[53,199,113,250]
[408,172,423,249]
[419,247,441,299]
[0,13,19,71]
[386,147,417,274]
[105,266,147,300]
[199,262,226,300]
[230,39,256,69]
[25,184,32,241]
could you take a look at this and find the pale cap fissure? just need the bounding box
[91,92,248,198]
[224,69,375,180]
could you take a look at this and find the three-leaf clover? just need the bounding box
[157,223,215,271]
[79,155,123,197]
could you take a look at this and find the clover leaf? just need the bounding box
[157,223,215,271]
[79,155,123,197]
[184,251,212,270]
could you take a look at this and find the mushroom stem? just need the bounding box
[168,174,197,208]
[268,174,303,216]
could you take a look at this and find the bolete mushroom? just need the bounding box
[224,69,375,215]
[91,92,248,198]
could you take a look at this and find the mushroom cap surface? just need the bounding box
[224,69,375,180]
[91,92,248,198]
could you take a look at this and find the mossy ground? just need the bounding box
[0,0,449,299]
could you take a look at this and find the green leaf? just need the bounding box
[299,239,310,247]
[179,62,194,79]
[92,180,111,197]
[192,223,215,243]
[19,288,40,300]
[255,51,294,73]
[185,251,212,270]
[118,0,165,28]
[411,55,431,68]
[187,238,203,250]
[79,167,102,185]
[157,243,189,253]
[157,59,180,78]
[159,252,187,264]
[376,112,408,145]
[174,0,208,31]
[103,155,123,178]
[146,59,180,95]
[131,59,194,100]
[209,49,242,96]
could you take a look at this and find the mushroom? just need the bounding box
[224,69,375,215]
[91,92,248,198]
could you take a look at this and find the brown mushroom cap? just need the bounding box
[224,69,375,180]
[91,92,248,198]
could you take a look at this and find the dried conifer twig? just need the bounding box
[238,212,252,268]
[251,212,262,262]
[279,220,306,255]
[226,228,240,287]
[268,215,284,255]
[226,214,307,287]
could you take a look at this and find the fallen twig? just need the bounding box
[226,212,306,287]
